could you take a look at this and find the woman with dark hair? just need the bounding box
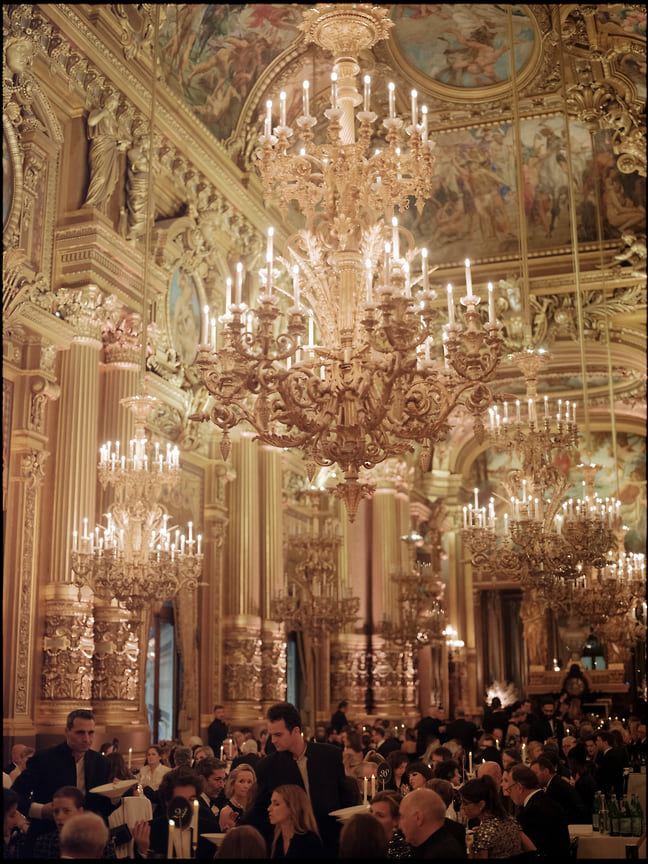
[105,751,136,782]
[138,745,170,791]
[386,750,411,794]
[404,760,433,791]
[267,784,324,858]
[460,775,536,858]
[433,758,462,786]
[339,811,388,858]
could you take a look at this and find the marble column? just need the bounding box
[259,444,287,712]
[41,286,103,725]
[223,432,263,724]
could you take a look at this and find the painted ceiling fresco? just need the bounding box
[158,4,646,268]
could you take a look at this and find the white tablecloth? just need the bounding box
[569,824,645,859]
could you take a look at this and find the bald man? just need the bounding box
[399,788,466,858]
[477,760,502,786]
[59,812,109,859]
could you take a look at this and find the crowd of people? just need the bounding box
[3,696,645,859]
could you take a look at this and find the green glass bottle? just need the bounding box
[608,795,620,836]
[620,794,632,836]
[592,791,601,832]
[630,793,644,837]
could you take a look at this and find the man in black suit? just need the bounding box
[399,788,466,858]
[529,697,564,744]
[12,709,113,856]
[445,709,478,755]
[244,701,353,855]
[510,764,570,857]
[206,704,228,756]
[530,753,585,823]
[594,730,627,798]
[371,725,402,758]
[195,757,227,818]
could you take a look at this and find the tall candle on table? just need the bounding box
[468,751,473,774]
[363,776,368,804]
[167,820,175,858]
[371,774,376,799]
[128,748,132,770]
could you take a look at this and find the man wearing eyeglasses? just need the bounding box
[509,765,570,858]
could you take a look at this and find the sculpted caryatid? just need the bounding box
[83,90,127,214]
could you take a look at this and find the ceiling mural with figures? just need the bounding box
[158,4,646,269]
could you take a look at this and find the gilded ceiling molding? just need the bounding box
[110,4,156,61]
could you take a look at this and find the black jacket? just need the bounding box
[517,789,570,857]
[244,741,353,855]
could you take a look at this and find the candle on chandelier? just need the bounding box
[226,277,232,311]
[384,242,391,283]
[330,72,338,109]
[197,535,202,556]
[465,259,473,294]
[302,80,309,116]
[488,282,495,324]
[446,284,455,325]
[201,305,209,345]
[544,395,549,419]
[73,530,78,552]
[474,487,479,510]
[211,317,217,351]
[365,258,373,303]
[266,227,274,294]
[422,248,429,291]
[503,513,508,535]
[292,264,300,305]
[265,100,272,136]
[279,91,286,127]
[411,89,417,125]
[363,75,371,112]
[235,262,243,305]
[463,506,467,529]
[421,104,428,141]
[391,216,400,261]
[516,400,521,423]
[388,81,395,118]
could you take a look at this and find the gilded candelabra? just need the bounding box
[71,396,204,613]
[195,3,503,519]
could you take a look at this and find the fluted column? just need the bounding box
[223,432,262,724]
[41,286,103,725]
[259,444,287,711]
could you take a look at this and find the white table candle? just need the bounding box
[168,820,175,858]
[128,748,132,770]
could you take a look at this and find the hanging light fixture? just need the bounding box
[71,7,203,613]
[380,561,446,649]
[195,3,504,520]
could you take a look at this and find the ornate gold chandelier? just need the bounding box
[380,561,446,649]
[196,3,503,519]
[271,490,359,639]
[71,396,204,613]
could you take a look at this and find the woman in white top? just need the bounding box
[138,745,170,790]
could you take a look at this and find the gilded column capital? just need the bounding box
[55,284,109,344]
[102,307,145,366]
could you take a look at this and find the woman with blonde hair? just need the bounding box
[219,763,256,832]
[267,783,324,858]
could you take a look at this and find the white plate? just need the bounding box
[328,804,370,821]
[89,779,138,797]
[201,833,226,845]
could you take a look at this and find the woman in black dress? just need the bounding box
[218,763,256,832]
[267,784,324,859]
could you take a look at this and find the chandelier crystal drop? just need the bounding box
[195,3,504,520]
[71,395,204,613]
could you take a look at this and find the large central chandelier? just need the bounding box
[196,3,503,519]
[381,561,446,649]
